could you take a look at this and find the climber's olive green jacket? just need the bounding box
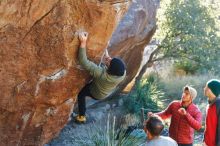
[78,47,126,99]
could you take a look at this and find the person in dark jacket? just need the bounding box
[203,79,220,146]
[148,85,202,146]
[74,32,126,123]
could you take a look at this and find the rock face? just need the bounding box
[0,0,159,145]
[0,0,130,146]
[108,0,159,89]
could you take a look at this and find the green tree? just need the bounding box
[135,0,220,81]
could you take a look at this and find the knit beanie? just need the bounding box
[183,86,197,100]
[207,79,220,97]
[108,57,125,76]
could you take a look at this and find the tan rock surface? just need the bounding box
[0,0,130,145]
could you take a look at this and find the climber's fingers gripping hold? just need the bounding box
[83,32,88,38]
[79,32,89,43]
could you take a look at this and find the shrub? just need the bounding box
[124,74,164,117]
[72,115,146,146]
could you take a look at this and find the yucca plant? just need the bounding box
[124,74,164,117]
[72,114,146,146]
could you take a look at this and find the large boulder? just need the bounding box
[108,0,159,90]
[0,0,159,145]
[0,0,130,145]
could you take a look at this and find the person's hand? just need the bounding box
[78,32,88,48]
[178,108,187,115]
[78,32,88,42]
[103,55,112,66]
[104,49,109,58]
[147,112,153,117]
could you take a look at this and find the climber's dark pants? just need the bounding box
[77,82,98,116]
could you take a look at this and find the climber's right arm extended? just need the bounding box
[78,32,103,77]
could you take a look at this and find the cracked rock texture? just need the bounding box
[0,0,129,145]
[0,0,158,145]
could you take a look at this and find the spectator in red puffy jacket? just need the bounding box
[148,85,202,146]
[203,79,220,146]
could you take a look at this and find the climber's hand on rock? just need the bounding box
[103,55,112,67]
[104,49,110,58]
[79,32,88,42]
[79,32,88,48]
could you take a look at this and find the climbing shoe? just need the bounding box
[75,115,86,124]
